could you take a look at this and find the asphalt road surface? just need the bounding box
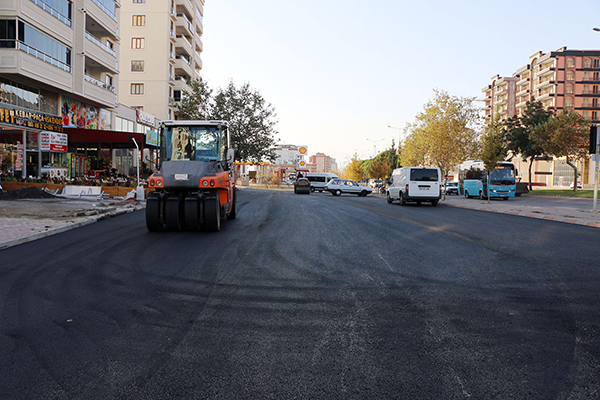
[1,188,600,399]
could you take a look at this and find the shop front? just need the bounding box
[0,104,65,180]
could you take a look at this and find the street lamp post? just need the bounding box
[387,125,402,146]
[366,138,385,158]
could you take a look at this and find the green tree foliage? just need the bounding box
[342,154,366,181]
[532,109,591,191]
[401,89,481,180]
[504,100,553,190]
[367,160,392,181]
[480,115,509,202]
[175,78,279,163]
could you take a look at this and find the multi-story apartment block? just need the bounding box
[0,0,124,178]
[482,75,518,124]
[482,47,600,188]
[309,152,337,173]
[119,0,204,121]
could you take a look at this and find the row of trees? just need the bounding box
[175,78,279,163]
[481,101,591,191]
[355,89,591,192]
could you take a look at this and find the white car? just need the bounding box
[325,179,372,197]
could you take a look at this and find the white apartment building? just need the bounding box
[0,0,123,178]
[119,0,204,121]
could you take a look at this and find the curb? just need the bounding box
[0,205,145,251]
[442,202,600,229]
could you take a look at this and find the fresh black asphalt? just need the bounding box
[1,188,599,399]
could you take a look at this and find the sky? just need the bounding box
[200,0,600,168]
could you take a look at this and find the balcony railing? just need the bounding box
[91,0,117,21]
[29,0,71,27]
[85,32,116,56]
[85,74,115,93]
[176,34,192,49]
[15,41,71,72]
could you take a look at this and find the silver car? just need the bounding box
[325,179,373,197]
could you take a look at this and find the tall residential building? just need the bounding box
[119,0,204,121]
[483,47,600,124]
[482,47,600,188]
[309,152,337,173]
[0,0,121,178]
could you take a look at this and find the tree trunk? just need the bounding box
[528,158,534,191]
[566,156,578,192]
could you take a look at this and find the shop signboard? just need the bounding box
[41,132,68,152]
[146,129,158,146]
[15,141,23,171]
[0,104,63,132]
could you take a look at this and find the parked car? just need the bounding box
[444,181,459,195]
[294,177,311,194]
[570,181,583,189]
[325,179,372,196]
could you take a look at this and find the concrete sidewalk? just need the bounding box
[440,195,600,228]
[0,198,145,250]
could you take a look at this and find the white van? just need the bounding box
[305,172,339,192]
[387,167,441,206]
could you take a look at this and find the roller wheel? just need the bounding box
[165,196,183,231]
[227,189,237,219]
[145,194,163,231]
[204,198,221,232]
[184,197,200,231]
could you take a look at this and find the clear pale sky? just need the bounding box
[200,0,600,168]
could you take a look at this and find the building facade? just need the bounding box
[119,0,204,121]
[482,47,600,188]
[0,0,123,179]
[309,152,337,173]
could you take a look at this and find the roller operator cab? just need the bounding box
[146,120,236,232]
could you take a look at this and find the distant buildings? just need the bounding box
[482,47,600,188]
[309,152,337,173]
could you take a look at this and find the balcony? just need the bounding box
[83,74,117,107]
[176,0,195,20]
[85,32,118,72]
[174,55,193,79]
[175,35,193,57]
[176,13,193,37]
[85,4,119,40]
[173,76,191,93]
[536,78,555,89]
[516,87,530,97]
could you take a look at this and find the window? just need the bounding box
[595,59,600,69]
[132,15,145,26]
[584,98,589,107]
[567,58,574,68]
[131,83,144,95]
[585,72,590,81]
[131,60,144,71]
[593,98,599,108]
[105,74,113,87]
[565,97,573,107]
[566,84,573,94]
[131,37,145,49]
[585,58,592,68]
[593,111,598,120]
[567,71,574,81]
[595,85,599,94]
[595,72,599,81]
[584,85,590,94]
[583,110,589,119]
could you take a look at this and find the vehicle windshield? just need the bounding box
[411,169,438,182]
[490,165,516,185]
[161,125,223,162]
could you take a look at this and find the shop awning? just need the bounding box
[64,128,147,146]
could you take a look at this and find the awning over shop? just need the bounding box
[64,128,147,147]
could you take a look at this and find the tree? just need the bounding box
[400,89,481,181]
[367,159,392,181]
[175,79,279,163]
[504,100,553,190]
[532,109,591,192]
[480,115,509,202]
[342,154,365,182]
